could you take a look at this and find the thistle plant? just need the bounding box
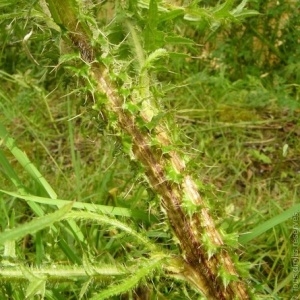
[0,0,262,299]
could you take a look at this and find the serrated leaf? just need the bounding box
[165,35,195,45]
[168,52,190,59]
[122,102,140,114]
[144,0,162,51]
[159,9,184,23]
[144,29,164,52]
[184,7,212,22]
[148,0,158,27]
[143,112,165,131]
[142,48,168,72]
[79,278,92,299]
[165,164,183,184]
[218,266,239,289]
[213,0,234,18]
[59,52,80,64]
[90,257,164,300]
[201,231,219,259]
[26,279,46,298]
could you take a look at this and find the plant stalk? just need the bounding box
[45,1,252,298]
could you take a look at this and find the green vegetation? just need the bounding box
[0,0,299,299]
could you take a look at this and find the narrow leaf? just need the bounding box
[0,189,154,221]
[213,0,234,18]
[239,204,300,244]
[0,123,57,199]
[0,149,27,193]
[233,10,260,19]
[0,203,73,244]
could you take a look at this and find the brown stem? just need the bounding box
[45,1,252,298]
[92,67,250,299]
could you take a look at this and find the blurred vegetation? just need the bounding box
[0,0,299,299]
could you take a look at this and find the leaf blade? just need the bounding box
[239,204,300,244]
[0,203,73,244]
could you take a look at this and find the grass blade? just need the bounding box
[0,123,57,199]
[0,149,27,194]
[239,204,300,244]
[0,189,154,221]
[0,203,73,245]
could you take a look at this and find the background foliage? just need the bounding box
[0,0,299,299]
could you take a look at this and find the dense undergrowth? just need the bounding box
[0,0,299,299]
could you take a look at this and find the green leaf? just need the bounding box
[233,9,260,19]
[0,125,85,246]
[231,0,248,14]
[165,163,183,184]
[144,0,158,50]
[0,189,153,221]
[122,102,140,114]
[0,0,17,8]
[79,278,92,300]
[144,0,165,51]
[168,52,190,59]
[248,149,271,164]
[26,279,46,299]
[148,0,158,28]
[63,211,157,251]
[0,123,57,199]
[159,9,184,23]
[0,203,73,244]
[0,12,23,20]
[0,150,46,217]
[213,0,234,18]
[90,257,164,300]
[141,48,168,72]
[164,35,195,45]
[143,112,165,131]
[184,7,212,22]
[231,0,259,19]
[58,52,81,64]
[218,265,239,289]
[239,204,300,244]
[3,239,16,258]
[0,149,27,194]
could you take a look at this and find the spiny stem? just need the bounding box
[0,264,126,280]
[45,1,252,298]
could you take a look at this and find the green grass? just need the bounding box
[168,73,300,298]
[0,0,299,299]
